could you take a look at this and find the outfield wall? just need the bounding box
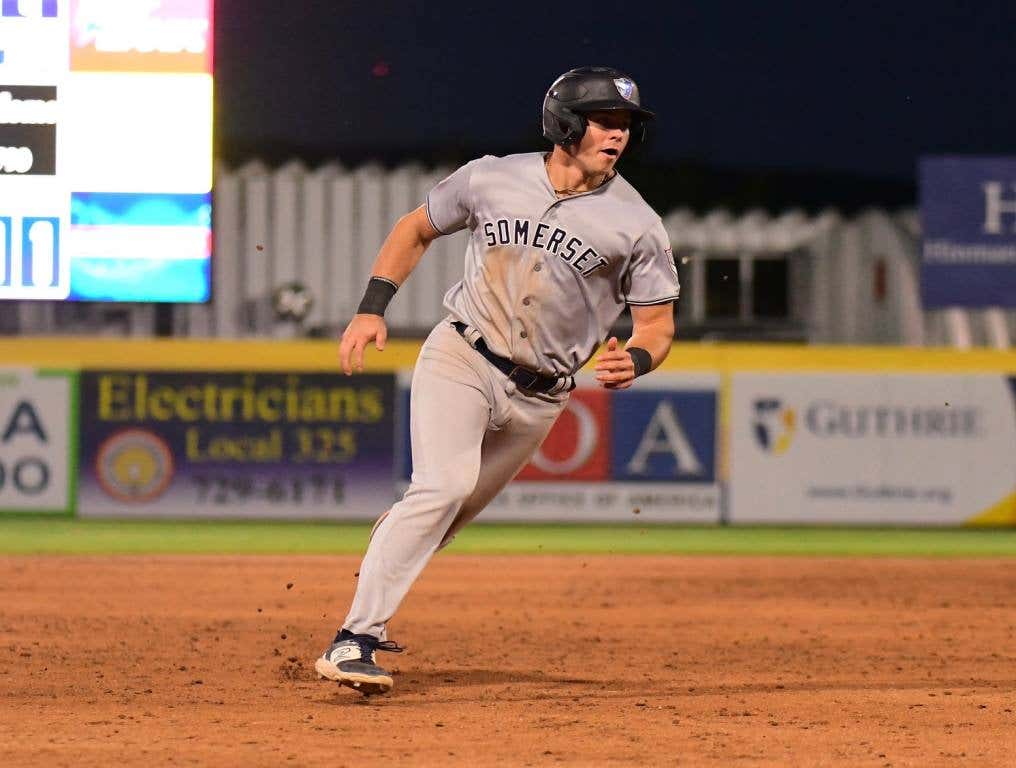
[2,338,1015,525]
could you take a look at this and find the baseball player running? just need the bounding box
[315,66,680,695]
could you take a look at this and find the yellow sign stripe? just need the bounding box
[658,344,1016,372]
[1,338,1016,373]
[0,338,422,371]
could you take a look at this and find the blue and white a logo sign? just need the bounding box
[613,77,635,101]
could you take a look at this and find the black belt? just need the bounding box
[452,321,562,393]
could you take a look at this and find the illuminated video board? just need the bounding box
[0,0,212,302]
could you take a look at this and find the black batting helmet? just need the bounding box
[542,66,655,146]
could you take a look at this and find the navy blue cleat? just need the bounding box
[315,629,404,696]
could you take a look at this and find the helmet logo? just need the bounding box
[613,77,635,101]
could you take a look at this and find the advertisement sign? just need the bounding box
[399,374,721,523]
[68,191,211,301]
[730,373,1016,525]
[70,0,212,73]
[0,0,213,303]
[920,156,1016,307]
[78,371,396,519]
[0,368,75,514]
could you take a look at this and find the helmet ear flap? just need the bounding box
[542,100,587,146]
[559,111,587,146]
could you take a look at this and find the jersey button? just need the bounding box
[534,264,542,272]
[522,297,531,306]
[520,331,528,339]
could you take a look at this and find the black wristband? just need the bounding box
[627,347,652,377]
[357,277,398,316]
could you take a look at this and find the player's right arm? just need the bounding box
[339,205,442,375]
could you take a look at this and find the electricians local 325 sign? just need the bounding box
[0,368,75,513]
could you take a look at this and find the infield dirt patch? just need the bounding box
[1,554,1015,766]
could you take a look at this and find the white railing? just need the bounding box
[171,160,471,339]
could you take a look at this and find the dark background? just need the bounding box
[214,0,1015,213]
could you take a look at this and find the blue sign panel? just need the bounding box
[610,390,716,483]
[920,156,1016,308]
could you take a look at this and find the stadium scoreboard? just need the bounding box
[0,0,212,302]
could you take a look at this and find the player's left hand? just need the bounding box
[594,337,636,390]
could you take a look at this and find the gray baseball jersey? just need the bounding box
[426,152,680,377]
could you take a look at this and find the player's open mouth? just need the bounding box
[601,148,619,157]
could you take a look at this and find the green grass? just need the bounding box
[2,517,1016,556]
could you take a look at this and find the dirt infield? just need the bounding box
[2,555,1015,767]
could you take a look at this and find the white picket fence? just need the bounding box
[4,159,1014,347]
[167,159,469,339]
[176,160,843,340]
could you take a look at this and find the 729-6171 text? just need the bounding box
[192,474,345,505]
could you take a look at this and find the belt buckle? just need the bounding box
[508,365,542,391]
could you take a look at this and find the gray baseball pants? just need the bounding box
[343,319,569,639]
